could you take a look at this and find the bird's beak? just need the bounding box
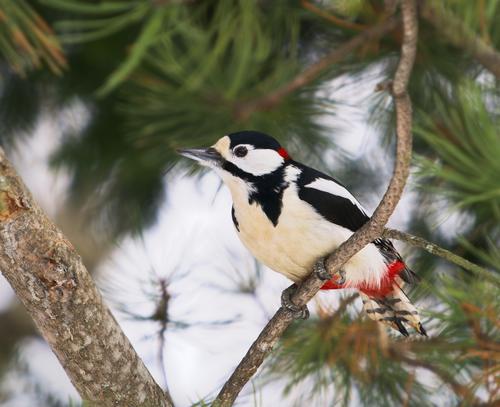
[177,147,223,166]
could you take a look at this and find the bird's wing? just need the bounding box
[293,163,420,285]
[294,164,369,232]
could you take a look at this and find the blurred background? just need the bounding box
[0,1,498,406]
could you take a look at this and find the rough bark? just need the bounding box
[213,1,418,405]
[0,147,172,407]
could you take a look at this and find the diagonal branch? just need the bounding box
[389,349,480,404]
[420,0,500,79]
[213,1,418,406]
[233,15,400,121]
[383,228,498,282]
[0,147,173,406]
[301,0,367,31]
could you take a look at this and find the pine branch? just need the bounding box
[389,349,480,404]
[420,0,500,79]
[155,278,175,407]
[383,228,497,281]
[324,293,359,323]
[213,1,418,405]
[0,147,173,407]
[301,0,367,31]
[0,0,66,76]
[233,15,400,121]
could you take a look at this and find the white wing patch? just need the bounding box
[305,177,368,214]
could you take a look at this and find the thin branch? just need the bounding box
[402,371,416,407]
[318,293,359,324]
[154,278,175,407]
[0,147,173,407]
[383,228,497,282]
[420,0,500,79]
[301,0,367,31]
[213,1,418,406]
[390,349,480,404]
[233,15,400,121]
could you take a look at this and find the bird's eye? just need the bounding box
[233,146,248,158]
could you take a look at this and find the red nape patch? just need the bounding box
[278,147,291,160]
[360,260,406,297]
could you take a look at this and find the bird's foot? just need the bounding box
[336,270,346,285]
[281,284,309,320]
[314,257,346,285]
[313,257,331,280]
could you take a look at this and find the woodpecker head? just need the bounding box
[178,131,291,181]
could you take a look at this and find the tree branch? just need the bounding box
[383,228,497,281]
[389,349,480,404]
[233,15,400,121]
[0,147,173,406]
[213,1,418,405]
[301,0,367,31]
[420,0,500,79]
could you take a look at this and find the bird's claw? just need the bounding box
[336,269,346,285]
[281,284,309,320]
[313,257,331,280]
[314,257,346,285]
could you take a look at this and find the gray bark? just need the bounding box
[0,147,172,407]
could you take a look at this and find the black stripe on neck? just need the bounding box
[223,161,288,226]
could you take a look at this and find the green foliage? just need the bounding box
[270,274,499,406]
[48,0,332,234]
[22,0,496,236]
[0,0,65,75]
[39,0,148,43]
[415,81,500,230]
[327,0,367,18]
[429,275,500,402]
[0,0,483,241]
[119,0,326,145]
[269,305,430,407]
[459,237,500,271]
[40,0,168,95]
[436,0,500,46]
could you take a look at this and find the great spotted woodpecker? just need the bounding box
[178,130,426,336]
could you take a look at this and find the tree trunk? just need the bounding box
[0,147,172,407]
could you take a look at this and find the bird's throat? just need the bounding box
[225,166,288,227]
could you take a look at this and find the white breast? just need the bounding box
[224,170,387,287]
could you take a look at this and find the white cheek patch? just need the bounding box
[228,147,284,176]
[305,178,368,214]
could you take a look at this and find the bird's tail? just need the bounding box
[360,277,427,337]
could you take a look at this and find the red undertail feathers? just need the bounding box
[320,261,427,336]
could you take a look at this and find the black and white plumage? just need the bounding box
[178,130,426,336]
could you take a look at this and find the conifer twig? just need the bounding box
[233,15,400,121]
[213,1,418,405]
[301,0,367,31]
[390,350,480,404]
[383,228,495,280]
[420,0,500,79]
